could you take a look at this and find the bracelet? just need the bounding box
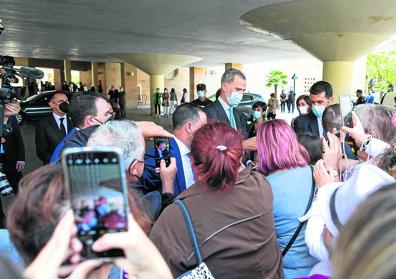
[360,135,373,152]
[327,168,339,177]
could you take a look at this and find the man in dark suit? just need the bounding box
[35,92,71,164]
[293,81,333,138]
[204,68,256,151]
[142,104,207,196]
[0,102,25,193]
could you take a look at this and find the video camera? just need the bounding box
[0,56,25,100]
[0,55,44,136]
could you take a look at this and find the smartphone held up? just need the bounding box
[62,147,129,260]
[153,137,171,168]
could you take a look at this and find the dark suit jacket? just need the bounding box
[1,116,25,173]
[204,99,248,139]
[35,114,72,164]
[293,112,320,136]
[142,138,187,197]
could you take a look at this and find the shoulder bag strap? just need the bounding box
[174,199,203,264]
[282,166,315,257]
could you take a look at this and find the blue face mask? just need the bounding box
[312,105,326,118]
[253,111,262,120]
[197,91,205,98]
[227,91,243,107]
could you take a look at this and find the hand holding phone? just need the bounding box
[339,95,353,127]
[62,147,129,260]
[154,137,171,168]
[92,213,173,279]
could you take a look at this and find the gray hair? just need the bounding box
[87,120,144,169]
[221,68,246,84]
[354,104,396,143]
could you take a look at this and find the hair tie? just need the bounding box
[216,145,227,151]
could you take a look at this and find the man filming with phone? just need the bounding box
[142,103,207,197]
[87,120,177,220]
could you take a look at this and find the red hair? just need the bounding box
[191,122,243,191]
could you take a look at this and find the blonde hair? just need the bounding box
[333,183,396,279]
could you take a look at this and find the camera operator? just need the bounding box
[0,100,25,194]
[0,62,25,194]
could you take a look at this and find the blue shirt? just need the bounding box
[365,95,375,104]
[0,229,25,268]
[267,166,318,279]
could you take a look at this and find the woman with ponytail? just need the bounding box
[150,122,283,278]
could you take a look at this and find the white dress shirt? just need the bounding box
[317,116,324,138]
[174,137,195,188]
[53,112,68,131]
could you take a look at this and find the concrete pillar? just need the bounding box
[150,75,164,115]
[54,68,62,90]
[98,63,106,93]
[123,63,138,109]
[225,63,244,71]
[63,60,72,82]
[189,67,206,101]
[120,63,126,89]
[105,63,121,93]
[91,62,98,91]
[323,61,354,100]
[80,70,92,88]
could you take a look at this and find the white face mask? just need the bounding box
[299,106,308,115]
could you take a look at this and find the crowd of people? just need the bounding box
[0,67,395,279]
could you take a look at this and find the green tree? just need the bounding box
[366,51,396,92]
[265,70,288,97]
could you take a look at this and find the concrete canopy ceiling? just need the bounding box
[0,0,313,69]
[240,0,396,61]
[115,53,201,75]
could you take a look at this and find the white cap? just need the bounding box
[318,163,395,237]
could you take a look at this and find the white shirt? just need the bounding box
[317,116,324,138]
[309,260,332,277]
[218,96,236,125]
[174,137,195,188]
[53,112,68,131]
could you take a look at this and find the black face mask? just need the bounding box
[59,101,69,113]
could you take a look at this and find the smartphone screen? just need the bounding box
[339,95,353,127]
[63,148,128,259]
[153,137,171,168]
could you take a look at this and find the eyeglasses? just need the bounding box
[91,116,104,125]
[105,111,114,117]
